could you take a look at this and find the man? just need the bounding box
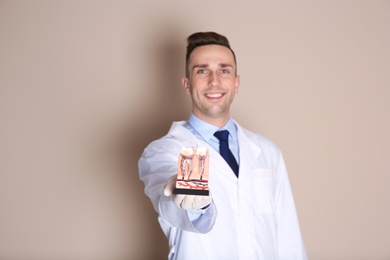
[138,32,307,259]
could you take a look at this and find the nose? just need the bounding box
[209,71,219,87]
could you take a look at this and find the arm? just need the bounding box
[138,139,217,233]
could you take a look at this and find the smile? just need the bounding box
[205,93,224,98]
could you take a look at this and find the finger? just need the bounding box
[173,194,186,206]
[194,195,212,209]
[163,175,177,196]
[182,195,212,210]
[180,195,195,210]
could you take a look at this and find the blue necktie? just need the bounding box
[214,130,239,177]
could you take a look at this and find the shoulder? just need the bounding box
[237,123,282,155]
[238,123,277,146]
[145,134,181,153]
[236,123,287,171]
[142,121,196,156]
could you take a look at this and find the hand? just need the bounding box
[164,175,212,210]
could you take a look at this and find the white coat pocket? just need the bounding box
[251,168,275,213]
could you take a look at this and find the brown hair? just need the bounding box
[185,32,237,77]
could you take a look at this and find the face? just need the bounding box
[182,44,240,127]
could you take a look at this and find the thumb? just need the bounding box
[163,175,177,196]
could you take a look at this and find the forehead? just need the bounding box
[189,44,235,66]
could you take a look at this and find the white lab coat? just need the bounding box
[139,121,307,260]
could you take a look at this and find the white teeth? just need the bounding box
[206,93,223,98]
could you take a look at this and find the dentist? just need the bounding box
[138,31,307,260]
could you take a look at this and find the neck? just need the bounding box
[194,113,230,128]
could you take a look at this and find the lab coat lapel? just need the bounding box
[235,123,262,181]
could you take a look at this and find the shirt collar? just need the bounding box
[187,113,237,142]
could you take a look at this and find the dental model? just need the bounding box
[180,146,196,180]
[174,146,209,196]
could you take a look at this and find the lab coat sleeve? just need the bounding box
[138,139,217,233]
[275,152,307,260]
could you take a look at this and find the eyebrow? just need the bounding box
[192,63,234,71]
[219,63,234,68]
[192,64,209,70]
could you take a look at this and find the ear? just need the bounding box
[234,75,240,94]
[182,77,190,94]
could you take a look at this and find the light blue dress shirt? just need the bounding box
[184,113,240,164]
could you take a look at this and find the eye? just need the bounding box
[197,69,207,74]
[220,68,232,74]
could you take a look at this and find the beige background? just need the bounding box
[1,1,389,259]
